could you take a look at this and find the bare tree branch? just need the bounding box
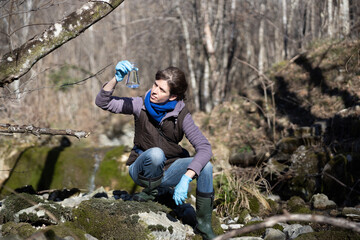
[214,211,360,240]
[0,0,124,87]
[0,123,90,139]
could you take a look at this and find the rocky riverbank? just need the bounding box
[0,184,359,240]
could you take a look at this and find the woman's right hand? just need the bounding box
[115,60,133,82]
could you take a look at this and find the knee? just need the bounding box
[147,147,165,166]
[201,162,213,175]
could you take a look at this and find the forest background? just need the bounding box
[0,0,359,236]
[1,0,358,140]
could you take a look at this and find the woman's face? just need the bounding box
[150,79,177,104]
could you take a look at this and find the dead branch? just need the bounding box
[213,211,360,240]
[0,0,124,86]
[0,123,90,139]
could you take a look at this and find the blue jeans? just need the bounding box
[128,147,213,193]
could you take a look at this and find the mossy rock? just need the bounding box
[286,147,323,201]
[72,198,170,240]
[1,221,36,239]
[0,193,44,223]
[95,146,138,192]
[37,222,89,240]
[287,196,312,214]
[248,195,260,214]
[240,220,266,237]
[237,208,250,224]
[17,202,73,225]
[1,146,137,196]
[294,230,360,240]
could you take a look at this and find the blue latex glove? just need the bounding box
[173,174,192,205]
[115,60,133,82]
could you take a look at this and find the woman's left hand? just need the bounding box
[173,174,192,205]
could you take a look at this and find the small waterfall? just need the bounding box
[89,153,101,192]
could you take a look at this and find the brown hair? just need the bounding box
[155,66,188,100]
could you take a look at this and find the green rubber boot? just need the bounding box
[132,174,163,202]
[194,190,216,240]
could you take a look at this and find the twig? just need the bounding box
[59,63,112,88]
[214,211,360,240]
[0,123,90,139]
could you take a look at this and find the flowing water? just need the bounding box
[89,153,101,192]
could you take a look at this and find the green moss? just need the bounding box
[248,196,260,214]
[39,222,88,240]
[295,230,360,240]
[1,146,138,197]
[273,224,284,232]
[212,211,224,236]
[240,220,265,237]
[72,198,169,240]
[18,202,72,225]
[1,221,36,238]
[168,226,173,234]
[237,208,250,224]
[267,198,281,214]
[287,196,311,214]
[148,224,167,232]
[1,147,95,194]
[0,193,44,223]
[95,146,138,192]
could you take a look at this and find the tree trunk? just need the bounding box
[340,0,350,36]
[311,0,318,39]
[258,2,266,79]
[282,0,288,59]
[202,0,220,107]
[176,5,199,111]
[328,0,334,38]
[0,0,125,87]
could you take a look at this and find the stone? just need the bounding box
[230,237,263,240]
[84,233,98,240]
[311,193,337,210]
[342,207,360,221]
[60,194,91,208]
[228,224,244,230]
[137,211,194,240]
[282,224,313,239]
[221,224,229,230]
[264,228,286,240]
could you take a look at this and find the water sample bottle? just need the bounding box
[126,63,140,88]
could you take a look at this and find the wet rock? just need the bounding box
[14,185,37,195]
[281,223,313,239]
[342,207,360,221]
[113,190,132,201]
[48,188,80,202]
[311,193,337,210]
[264,228,286,240]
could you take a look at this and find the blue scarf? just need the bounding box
[144,90,178,123]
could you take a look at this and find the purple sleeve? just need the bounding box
[183,113,213,176]
[95,88,142,117]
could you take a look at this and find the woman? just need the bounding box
[95,60,216,239]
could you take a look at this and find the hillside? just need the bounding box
[193,39,360,208]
